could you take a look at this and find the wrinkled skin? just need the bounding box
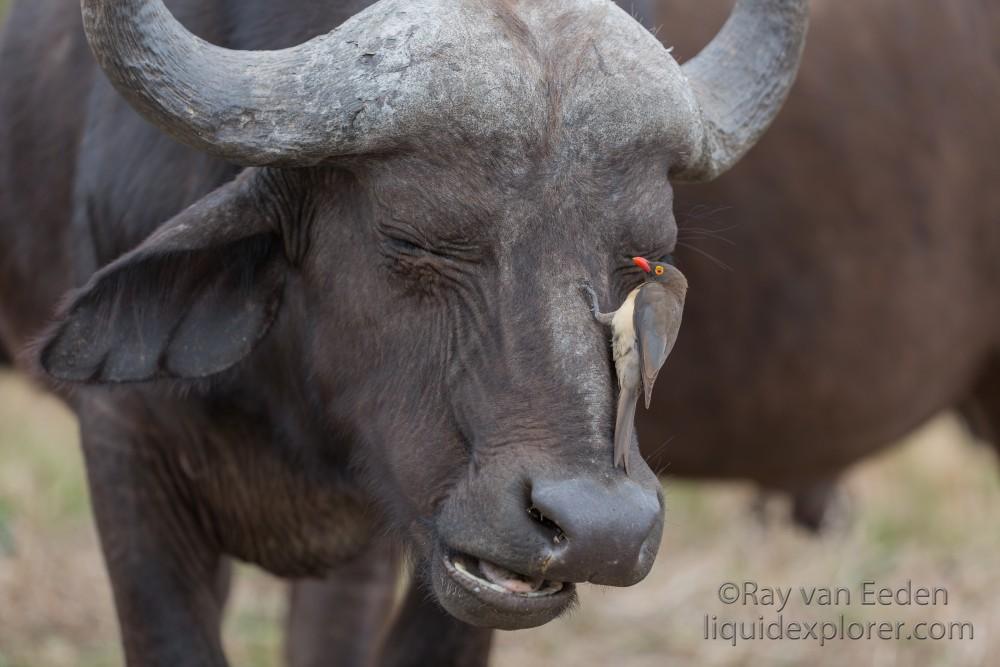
[637,0,1000,525]
[0,0,690,664]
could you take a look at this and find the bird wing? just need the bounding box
[633,281,685,408]
[614,383,638,474]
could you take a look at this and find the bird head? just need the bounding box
[632,256,673,283]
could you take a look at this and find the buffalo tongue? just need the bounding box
[479,559,545,594]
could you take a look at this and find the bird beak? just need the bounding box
[632,257,652,273]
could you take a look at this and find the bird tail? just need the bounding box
[614,387,638,475]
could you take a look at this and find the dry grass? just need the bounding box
[0,370,997,667]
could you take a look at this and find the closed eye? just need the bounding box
[378,220,482,263]
[386,234,428,256]
[378,222,448,266]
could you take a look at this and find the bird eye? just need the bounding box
[655,266,665,276]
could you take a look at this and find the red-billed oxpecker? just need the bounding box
[586,258,687,474]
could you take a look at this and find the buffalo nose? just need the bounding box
[529,476,663,586]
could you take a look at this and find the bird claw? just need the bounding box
[580,281,601,316]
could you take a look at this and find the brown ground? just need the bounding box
[0,371,997,667]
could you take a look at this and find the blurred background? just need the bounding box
[1,0,997,666]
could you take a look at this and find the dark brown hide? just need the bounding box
[637,0,1000,516]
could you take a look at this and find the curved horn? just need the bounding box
[675,0,809,182]
[81,0,430,166]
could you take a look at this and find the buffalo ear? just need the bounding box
[40,170,288,383]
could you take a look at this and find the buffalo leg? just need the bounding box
[790,478,848,533]
[79,398,230,667]
[376,580,493,667]
[285,537,400,667]
[958,396,993,444]
[968,360,1000,456]
[753,480,847,533]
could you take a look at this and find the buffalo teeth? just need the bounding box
[448,553,563,597]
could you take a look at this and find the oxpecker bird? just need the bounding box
[585,257,688,474]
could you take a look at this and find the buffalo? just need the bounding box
[0,0,807,664]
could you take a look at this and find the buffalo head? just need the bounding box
[41,0,807,629]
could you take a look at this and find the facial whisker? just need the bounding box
[677,241,734,272]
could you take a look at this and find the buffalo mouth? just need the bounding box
[448,551,565,596]
[431,546,576,630]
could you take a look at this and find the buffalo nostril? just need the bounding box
[527,477,663,585]
[527,505,567,544]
